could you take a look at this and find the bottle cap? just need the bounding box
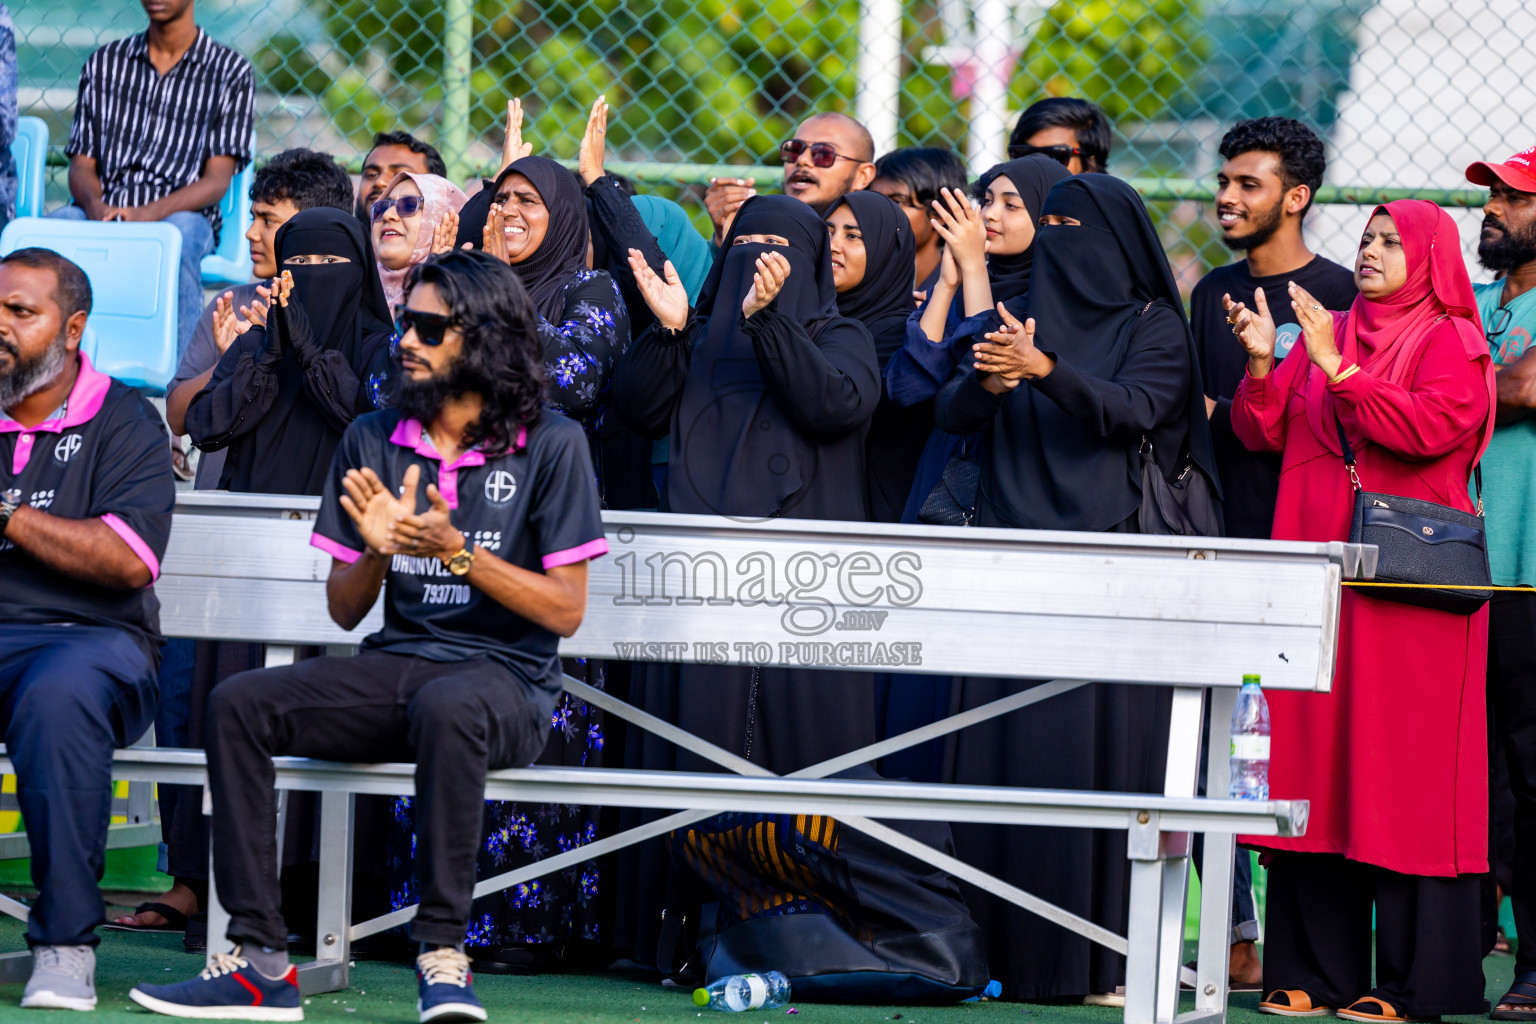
[1242,674,1261,685]
[693,988,710,1007]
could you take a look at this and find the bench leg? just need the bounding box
[1189,682,1240,1023]
[297,791,352,995]
[204,787,234,963]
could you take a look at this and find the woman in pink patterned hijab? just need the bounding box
[369,170,468,309]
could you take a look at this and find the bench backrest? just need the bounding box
[161,492,1349,691]
[12,117,47,219]
[200,151,254,287]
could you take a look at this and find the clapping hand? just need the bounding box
[1222,288,1277,377]
[974,302,1051,393]
[627,248,689,331]
[431,209,460,255]
[1289,281,1342,379]
[742,251,790,319]
[339,465,414,557]
[929,188,987,271]
[212,290,261,354]
[578,96,609,186]
[388,480,465,560]
[704,178,756,241]
[483,204,510,263]
[501,98,533,170]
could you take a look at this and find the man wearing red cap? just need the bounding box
[1466,145,1536,1021]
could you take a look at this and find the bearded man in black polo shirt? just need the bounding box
[132,249,607,1024]
[0,248,175,1010]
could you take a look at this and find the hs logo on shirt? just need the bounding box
[53,434,83,464]
[484,470,517,505]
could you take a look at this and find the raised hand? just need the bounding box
[501,98,533,170]
[339,464,417,557]
[627,248,689,331]
[388,482,465,560]
[578,96,609,186]
[273,270,295,308]
[431,209,460,255]
[1222,287,1278,376]
[238,283,272,329]
[742,251,791,319]
[704,178,756,241]
[212,291,259,354]
[1289,281,1342,379]
[929,188,987,271]
[974,302,1051,393]
[483,204,510,264]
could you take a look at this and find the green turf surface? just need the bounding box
[0,900,1514,1023]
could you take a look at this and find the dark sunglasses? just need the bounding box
[780,139,861,169]
[370,194,425,222]
[1005,142,1082,166]
[396,308,453,346]
[1488,305,1514,341]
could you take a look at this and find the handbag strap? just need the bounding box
[1333,410,1483,514]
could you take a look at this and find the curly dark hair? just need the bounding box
[251,148,354,212]
[1218,117,1327,215]
[399,250,545,452]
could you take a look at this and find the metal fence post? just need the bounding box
[441,0,474,185]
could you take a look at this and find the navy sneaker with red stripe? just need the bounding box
[129,948,303,1021]
[417,947,487,1023]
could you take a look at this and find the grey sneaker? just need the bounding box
[21,944,96,1011]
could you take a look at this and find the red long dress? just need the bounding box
[1231,314,1492,876]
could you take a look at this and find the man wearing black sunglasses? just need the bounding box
[1006,97,1111,174]
[703,111,877,243]
[1464,147,1536,1018]
[133,250,606,1023]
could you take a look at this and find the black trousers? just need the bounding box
[1489,589,1536,972]
[1263,852,1486,1016]
[206,651,548,949]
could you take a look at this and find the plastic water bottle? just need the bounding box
[693,972,792,1012]
[1229,674,1271,800]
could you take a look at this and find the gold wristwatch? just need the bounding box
[442,543,475,576]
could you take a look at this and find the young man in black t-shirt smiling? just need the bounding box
[1192,117,1358,542]
[0,249,175,1011]
[132,250,607,1024]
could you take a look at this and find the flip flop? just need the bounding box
[102,901,190,933]
[1493,971,1536,1021]
[1258,989,1333,1017]
[1336,996,1438,1023]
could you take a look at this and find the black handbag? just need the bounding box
[916,453,980,526]
[1138,437,1223,537]
[1334,414,1491,614]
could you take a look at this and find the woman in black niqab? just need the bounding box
[931,173,1216,1002]
[936,172,1220,532]
[187,207,395,495]
[608,195,882,968]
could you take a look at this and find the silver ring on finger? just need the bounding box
[1311,304,1323,311]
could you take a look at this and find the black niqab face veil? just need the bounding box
[274,207,394,363]
[671,195,846,518]
[981,173,1220,532]
[976,154,1071,304]
[826,191,914,367]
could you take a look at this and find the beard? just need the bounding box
[0,331,69,413]
[1220,197,1285,252]
[392,350,481,425]
[1478,214,1536,273]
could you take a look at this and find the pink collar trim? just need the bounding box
[386,417,527,462]
[0,353,112,435]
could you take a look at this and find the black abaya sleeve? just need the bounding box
[184,328,281,452]
[298,344,384,433]
[741,308,880,435]
[609,318,701,439]
[1029,304,1190,438]
[932,370,1006,435]
[587,175,666,336]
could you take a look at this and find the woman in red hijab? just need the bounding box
[1227,199,1495,1023]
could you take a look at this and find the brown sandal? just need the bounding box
[1259,990,1333,1017]
[1336,996,1438,1023]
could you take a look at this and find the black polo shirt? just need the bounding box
[311,410,608,710]
[0,354,176,662]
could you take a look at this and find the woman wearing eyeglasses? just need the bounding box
[369,171,467,310]
[187,207,396,495]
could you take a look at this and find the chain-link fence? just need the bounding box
[16,0,1536,291]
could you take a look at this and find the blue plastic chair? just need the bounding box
[200,156,253,287]
[12,117,48,219]
[0,217,182,394]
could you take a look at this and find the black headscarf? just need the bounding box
[453,183,495,251]
[825,190,914,367]
[976,155,1071,303]
[981,174,1219,532]
[221,207,394,495]
[671,195,846,517]
[489,156,588,322]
